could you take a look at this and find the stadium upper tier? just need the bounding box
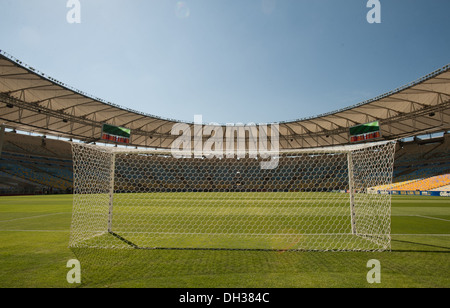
[0,50,449,149]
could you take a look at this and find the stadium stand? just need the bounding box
[0,171,44,195]
[1,53,449,196]
[394,174,450,191]
[0,132,73,195]
[1,132,72,159]
[113,153,348,193]
[432,184,450,192]
[393,133,450,183]
[370,180,417,191]
[0,130,449,196]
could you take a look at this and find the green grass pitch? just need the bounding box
[0,194,449,288]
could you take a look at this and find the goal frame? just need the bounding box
[69,140,396,252]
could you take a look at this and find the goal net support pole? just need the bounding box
[0,124,5,159]
[107,153,115,233]
[347,152,357,236]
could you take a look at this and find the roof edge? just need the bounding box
[1,48,449,126]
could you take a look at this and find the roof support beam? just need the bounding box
[0,123,5,159]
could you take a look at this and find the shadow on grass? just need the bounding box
[391,238,450,253]
[71,236,450,287]
[70,247,389,287]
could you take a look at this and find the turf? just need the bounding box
[0,194,449,288]
[74,191,387,251]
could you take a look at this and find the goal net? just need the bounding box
[69,140,396,252]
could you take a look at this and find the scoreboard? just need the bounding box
[101,124,131,144]
[349,121,381,143]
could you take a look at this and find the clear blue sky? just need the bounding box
[0,0,449,125]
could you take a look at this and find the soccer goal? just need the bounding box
[69,140,396,252]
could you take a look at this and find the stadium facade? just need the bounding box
[0,50,449,195]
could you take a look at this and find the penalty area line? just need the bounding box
[413,215,450,222]
[0,212,70,223]
[0,230,70,232]
[392,234,450,237]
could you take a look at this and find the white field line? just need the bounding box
[392,234,450,237]
[413,215,450,222]
[392,214,450,222]
[0,230,70,232]
[0,230,448,237]
[0,214,448,234]
[0,212,70,223]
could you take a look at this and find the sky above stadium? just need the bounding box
[0,0,449,125]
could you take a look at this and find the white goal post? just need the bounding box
[69,140,396,252]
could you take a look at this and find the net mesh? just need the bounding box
[70,141,396,252]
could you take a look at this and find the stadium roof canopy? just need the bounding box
[1,49,449,150]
